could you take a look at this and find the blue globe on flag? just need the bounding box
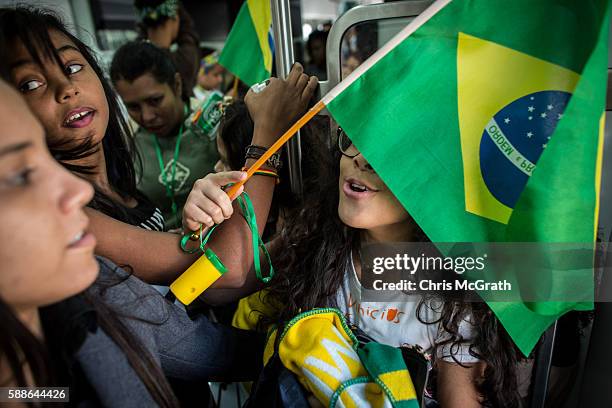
[479,90,572,208]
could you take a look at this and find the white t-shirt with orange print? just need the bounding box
[334,253,479,363]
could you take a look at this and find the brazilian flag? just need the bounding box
[327,0,610,355]
[219,0,274,86]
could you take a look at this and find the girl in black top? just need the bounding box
[0,6,318,285]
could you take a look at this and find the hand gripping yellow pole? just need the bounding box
[172,101,325,304]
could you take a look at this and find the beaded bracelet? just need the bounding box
[241,167,280,184]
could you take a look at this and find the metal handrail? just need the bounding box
[271,0,303,197]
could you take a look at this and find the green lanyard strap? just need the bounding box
[180,223,215,254]
[179,191,274,283]
[236,191,274,283]
[151,105,188,227]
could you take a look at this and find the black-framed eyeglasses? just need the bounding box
[337,127,360,158]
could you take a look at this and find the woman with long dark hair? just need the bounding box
[264,135,523,407]
[0,6,318,285]
[0,79,268,406]
[0,10,146,228]
[189,128,524,407]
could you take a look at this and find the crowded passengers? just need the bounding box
[0,3,549,408]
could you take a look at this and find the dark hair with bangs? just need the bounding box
[0,6,150,225]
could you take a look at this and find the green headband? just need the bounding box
[137,0,179,22]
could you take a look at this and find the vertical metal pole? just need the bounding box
[271,0,303,197]
[69,0,98,50]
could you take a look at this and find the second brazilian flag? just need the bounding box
[219,0,274,86]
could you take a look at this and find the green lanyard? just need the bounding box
[151,107,187,227]
[179,191,274,283]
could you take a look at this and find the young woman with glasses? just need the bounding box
[186,127,524,407]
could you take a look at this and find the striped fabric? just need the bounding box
[139,207,165,231]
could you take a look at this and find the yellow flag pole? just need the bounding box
[189,99,325,240]
[231,76,239,97]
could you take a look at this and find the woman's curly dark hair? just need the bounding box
[418,298,524,407]
[267,143,524,407]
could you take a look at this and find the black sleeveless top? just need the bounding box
[91,190,165,231]
[132,200,165,231]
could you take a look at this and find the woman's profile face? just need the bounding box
[7,30,110,149]
[0,81,98,311]
[198,65,224,91]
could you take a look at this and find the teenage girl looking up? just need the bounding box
[0,79,265,407]
[189,128,523,407]
[0,8,155,231]
[0,6,318,286]
[110,40,218,229]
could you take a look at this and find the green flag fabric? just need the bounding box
[218,0,274,86]
[326,0,610,355]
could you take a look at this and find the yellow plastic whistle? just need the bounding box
[170,248,227,305]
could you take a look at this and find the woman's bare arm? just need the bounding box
[198,239,282,305]
[86,208,198,285]
[87,171,247,284]
[183,63,318,288]
[90,65,317,290]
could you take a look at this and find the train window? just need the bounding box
[317,1,432,102]
[340,17,412,79]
